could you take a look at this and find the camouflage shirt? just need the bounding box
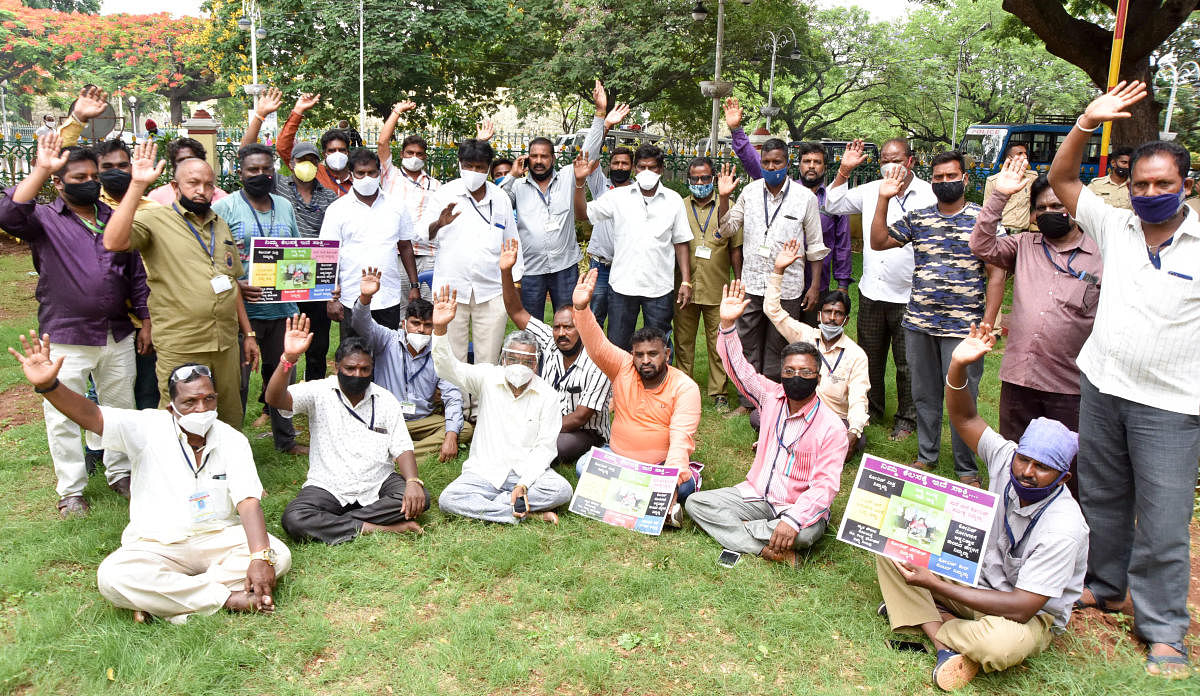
[889,202,986,337]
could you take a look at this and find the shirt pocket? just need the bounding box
[784,450,812,482]
[1061,279,1100,316]
[202,473,233,521]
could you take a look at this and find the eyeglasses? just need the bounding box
[781,368,819,378]
[169,364,212,386]
[687,175,714,184]
[501,349,538,368]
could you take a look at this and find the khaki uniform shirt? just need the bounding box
[678,195,742,306]
[983,169,1038,231]
[1086,175,1131,210]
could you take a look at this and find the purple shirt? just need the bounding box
[731,128,852,293]
[0,188,150,346]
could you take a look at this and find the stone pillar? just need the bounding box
[182,108,219,173]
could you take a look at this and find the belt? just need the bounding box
[590,254,612,266]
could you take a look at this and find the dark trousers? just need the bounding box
[239,318,297,451]
[733,293,803,408]
[1077,374,1200,646]
[999,381,1081,498]
[520,264,580,321]
[340,303,402,341]
[133,350,159,410]
[281,473,430,545]
[557,429,605,465]
[589,257,612,329]
[857,294,916,432]
[607,290,674,351]
[297,300,332,381]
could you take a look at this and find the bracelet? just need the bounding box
[576,182,587,189]
[250,112,263,123]
[244,331,257,338]
[945,375,968,391]
[34,378,60,394]
[1074,117,1100,133]
[406,477,425,488]
[280,358,295,372]
[680,281,693,287]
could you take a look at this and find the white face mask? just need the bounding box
[325,151,349,170]
[352,175,380,196]
[402,156,425,172]
[173,405,217,436]
[879,162,907,180]
[460,167,488,192]
[819,322,844,343]
[405,331,431,352]
[635,169,661,191]
[504,363,533,388]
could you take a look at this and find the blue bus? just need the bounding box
[958,120,1104,182]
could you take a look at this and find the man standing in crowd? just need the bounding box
[1048,81,1198,679]
[1086,145,1133,210]
[146,138,231,206]
[825,138,935,442]
[378,98,440,301]
[491,159,513,184]
[584,145,635,330]
[0,132,146,517]
[982,142,1038,233]
[277,93,353,196]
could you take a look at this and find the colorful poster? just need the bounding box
[569,447,678,536]
[836,455,999,586]
[248,238,339,303]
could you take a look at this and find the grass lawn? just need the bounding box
[0,242,1195,695]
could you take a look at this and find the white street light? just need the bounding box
[696,0,751,155]
[761,28,797,131]
[952,22,990,147]
[1156,59,1200,139]
[0,79,9,140]
[241,0,264,96]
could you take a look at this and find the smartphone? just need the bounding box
[514,495,528,515]
[885,639,928,653]
[717,549,741,568]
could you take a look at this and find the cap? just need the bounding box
[292,142,319,161]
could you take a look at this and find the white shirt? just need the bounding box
[421,178,522,304]
[824,176,936,303]
[380,161,441,256]
[1074,186,1200,414]
[586,183,693,297]
[432,334,562,489]
[100,407,265,545]
[285,376,415,506]
[719,178,827,299]
[319,190,414,310]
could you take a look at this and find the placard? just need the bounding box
[248,238,339,303]
[569,447,678,536]
[836,455,999,586]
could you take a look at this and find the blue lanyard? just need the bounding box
[176,433,210,479]
[690,200,715,239]
[335,390,375,430]
[1002,481,1063,556]
[240,191,276,239]
[1147,236,1174,269]
[763,180,790,232]
[467,196,493,225]
[819,345,844,375]
[774,397,819,455]
[173,204,215,260]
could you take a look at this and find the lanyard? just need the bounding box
[763,180,790,232]
[403,349,431,403]
[552,359,575,391]
[774,397,819,456]
[819,345,845,375]
[329,172,350,195]
[467,196,493,225]
[1002,480,1063,556]
[173,204,216,260]
[690,201,715,239]
[1041,242,1084,278]
[74,205,105,235]
[176,432,210,479]
[405,172,431,190]
[335,390,376,430]
[240,191,276,238]
[1147,236,1175,269]
[532,179,554,209]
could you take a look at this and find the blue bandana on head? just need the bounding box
[1015,417,1078,473]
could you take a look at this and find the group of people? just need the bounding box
[2,75,1196,687]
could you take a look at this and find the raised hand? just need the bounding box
[992,155,1030,196]
[392,99,417,116]
[33,132,70,174]
[70,85,109,123]
[878,160,907,199]
[1081,80,1148,129]
[431,285,458,330]
[573,267,598,310]
[281,313,313,362]
[605,102,631,129]
[511,154,528,179]
[254,86,284,119]
[475,119,495,142]
[593,79,608,115]
[719,280,750,328]
[359,266,382,301]
[294,92,321,113]
[773,238,803,273]
[839,139,867,175]
[723,96,743,131]
[130,139,166,186]
[8,331,64,390]
[498,238,519,272]
[717,162,739,198]
[951,323,996,366]
[435,202,460,230]
[573,151,599,183]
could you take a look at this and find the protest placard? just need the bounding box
[569,447,678,536]
[248,238,339,303]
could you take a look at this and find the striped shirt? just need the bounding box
[381,162,441,255]
[524,317,612,440]
[275,176,338,239]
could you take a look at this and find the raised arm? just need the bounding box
[573,151,601,222]
[8,131,68,214]
[277,93,320,165]
[378,99,417,163]
[829,138,869,192]
[58,86,109,148]
[945,323,993,454]
[765,241,816,344]
[240,86,283,148]
[716,280,775,408]
[498,238,530,330]
[351,267,396,353]
[970,156,1024,269]
[725,97,763,180]
[572,268,628,378]
[9,331,104,435]
[266,314,312,412]
[104,139,164,252]
[869,166,908,252]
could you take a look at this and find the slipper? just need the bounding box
[957,475,982,488]
[909,461,936,472]
[1072,587,1121,614]
[889,427,913,441]
[1145,643,1191,679]
[932,649,979,691]
[876,601,888,619]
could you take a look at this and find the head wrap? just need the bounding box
[1015,418,1078,473]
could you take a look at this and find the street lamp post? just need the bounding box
[239,1,265,96]
[129,96,138,139]
[359,0,365,135]
[761,28,797,132]
[694,0,751,155]
[1157,59,1200,139]
[0,80,9,140]
[951,22,990,146]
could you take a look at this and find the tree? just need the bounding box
[21,0,98,12]
[1001,0,1200,145]
[1,0,65,119]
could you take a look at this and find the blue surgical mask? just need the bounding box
[689,182,714,199]
[1008,464,1068,503]
[763,166,788,187]
[494,175,507,186]
[1130,188,1185,224]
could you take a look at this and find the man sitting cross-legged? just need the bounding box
[265,318,429,545]
[430,286,573,524]
[9,332,291,623]
[685,281,849,565]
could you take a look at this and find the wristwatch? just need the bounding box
[245,331,257,338]
[249,548,277,566]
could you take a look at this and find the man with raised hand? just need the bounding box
[378,98,441,301]
[276,92,355,197]
[982,142,1038,234]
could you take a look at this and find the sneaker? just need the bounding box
[876,601,888,619]
[932,649,979,691]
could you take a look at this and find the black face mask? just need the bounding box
[242,173,275,198]
[931,180,965,204]
[337,371,372,397]
[609,168,631,184]
[782,375,819,401]
[1036,211,1073,239]
[1112,166,1130,179]
[63,180,101,206]
[99,169,132,198]
[177,195,212,217]
[530,167,553,182]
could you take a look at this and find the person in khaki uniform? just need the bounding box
[102,141,260,428]
[982,143,1038,233]
[673,157,743,410]
[876,324,1087,691]
[1085,146,1132,210]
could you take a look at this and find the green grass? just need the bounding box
[0,248,1195,695]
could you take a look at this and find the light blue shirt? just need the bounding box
[213,191,301,321]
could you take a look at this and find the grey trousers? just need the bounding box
[684,486,827,555]
[1078,374,1200,645]
[904,329,983,478]
[438,470,573,524]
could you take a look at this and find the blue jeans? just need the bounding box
[520,264,580,321]
[607,290,674,351]
[588,257,612,328]
[574,446,696,501]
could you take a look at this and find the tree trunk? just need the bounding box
[170,98,185,126]
[1115,58,1163,145]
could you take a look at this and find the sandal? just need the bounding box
[889,426,913,441]
[957,475,982,488]
[932,649,979,691]
[1072,586,1121,614]
[910,460,936,472]
[1145,643,1191,679]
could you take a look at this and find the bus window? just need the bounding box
[960,129,1005,171]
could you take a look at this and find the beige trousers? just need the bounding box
[97,526,292,624]
[875,555,1055,673]
[406,412,474,459]
[446,292,507,366]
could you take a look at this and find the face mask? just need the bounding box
[177,195,212,217]
[173,406,217,436]
[635,169,661,191]
[405,331,430,352]
[558,338,582,357]
[1130,188,1185,225]
[530,166,553,182]
[493,175,507,186]
[782,375,819,401]
[609,168,631,185]
[819,323,843,342]
[63,180,101,206]
[931,180,965,204]
[242,173,274,198]
[352,175,380,196]
[762,166,789,188]
[1112,166,1130,179]
[880,162,907,179]
[689,182,714,199]
[337,371,372,397]
[1036,211,1073,239]
[504,363,533,388]
[325,151,349,171]
[460,167,488,192]
[401,156,425,172]
[292,161,318,183]
[99,169,131,198]
[1008,464,1067,503]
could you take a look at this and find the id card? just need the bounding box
[695,245,713,260]
[188,490,216,524]
[399,400,417,416]
[211,274,233,294]
[756,244,772,259]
